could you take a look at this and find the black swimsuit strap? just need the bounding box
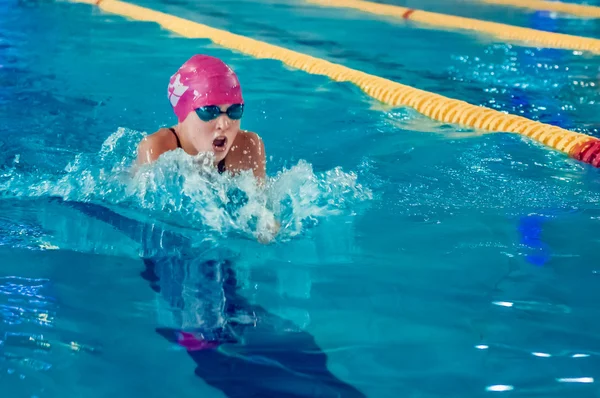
[217,159,226,174]
[169,127,226,174]
[168,127,182,148]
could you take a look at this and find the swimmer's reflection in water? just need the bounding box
[143,252,365,398]
[62,200,364,398]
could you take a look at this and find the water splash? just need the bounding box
[0,128,372,243]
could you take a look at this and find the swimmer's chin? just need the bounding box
[191,148,227,165]
[189,151,218,165]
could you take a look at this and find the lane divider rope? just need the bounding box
[306,0,600,55]
[479,0,600,19]
[69,0,600,167]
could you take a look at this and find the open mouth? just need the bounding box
[212,136,228,152]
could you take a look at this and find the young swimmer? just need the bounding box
[137,54,278,242]
[137,54,266,180]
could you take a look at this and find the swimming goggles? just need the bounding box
[195,104,244,122]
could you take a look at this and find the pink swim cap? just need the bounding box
[167,54,244,123]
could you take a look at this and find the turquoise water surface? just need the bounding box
[1,0,600,397]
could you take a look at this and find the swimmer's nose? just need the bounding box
[215,114,231,131]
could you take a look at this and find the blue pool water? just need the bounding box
[1,0,600,397]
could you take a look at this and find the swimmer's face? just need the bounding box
[180,104,242,162]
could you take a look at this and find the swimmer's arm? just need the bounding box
[136,137,157,165]
[257,142,282,242]
[246,132,281,243]
[136,133,168,165]
[247,132,266,181]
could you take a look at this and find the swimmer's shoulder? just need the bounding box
[136,127,180,165]
[229,130,266,179]
[237,130,265,152]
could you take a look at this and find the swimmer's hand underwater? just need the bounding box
[135,54,279,243]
